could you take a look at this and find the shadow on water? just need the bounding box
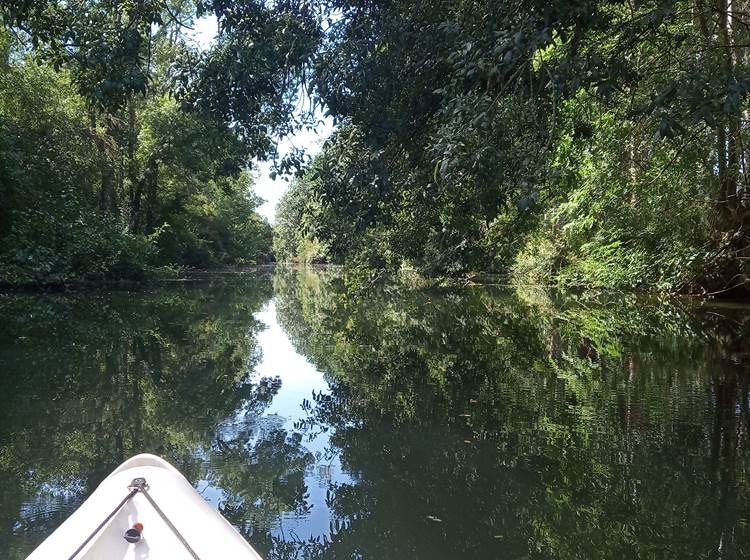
[1,267,749,559]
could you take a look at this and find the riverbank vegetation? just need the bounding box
[273,0,750,296]
[2,1,749,295]
[0,4,279,287]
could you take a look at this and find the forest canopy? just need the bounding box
[1,0,749,294]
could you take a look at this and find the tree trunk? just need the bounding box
[144,159,159,234]
[98,162,116,215]
[130,176,144,233]
[131,153,159,234]
[92,112,119,218]
[126,97,143,232]
[715,0,746,233]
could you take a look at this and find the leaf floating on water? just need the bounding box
[426,515,443,523]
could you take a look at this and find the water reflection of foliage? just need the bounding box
[0,275,296,557]
[273,268,750,559]
[2,270,749,560]
[212,429,315,538]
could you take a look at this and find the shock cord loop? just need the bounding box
[65,476,201,560]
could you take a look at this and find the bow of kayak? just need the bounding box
[26,454,263,560]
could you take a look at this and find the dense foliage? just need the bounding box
[273,159,330,264]
[273,0,750,295]
[2,0,749,291]
[0,2,297,286]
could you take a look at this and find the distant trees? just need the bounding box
[273,158,330,264]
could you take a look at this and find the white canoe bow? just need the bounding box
[26,453,263,560]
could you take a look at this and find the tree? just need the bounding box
[271,0,750,293]
[0,2,281,284]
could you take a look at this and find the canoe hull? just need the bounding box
[27,454,262,560]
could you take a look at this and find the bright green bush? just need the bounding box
[512,104,717,292]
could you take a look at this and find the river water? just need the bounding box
[1,268,749,559]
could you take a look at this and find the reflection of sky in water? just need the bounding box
[200,300,352,539]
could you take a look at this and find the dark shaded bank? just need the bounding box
[0,274,163,294]
[6,262,750,305]
[272,265,750,302]
[0,264,280,294]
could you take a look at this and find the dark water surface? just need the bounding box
[1,268,750,559]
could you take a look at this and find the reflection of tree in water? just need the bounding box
[210,428,315,548]
[272,268,750,559]
[0,274,309,558]
[204,403,315,539]
[2,269,749,560]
